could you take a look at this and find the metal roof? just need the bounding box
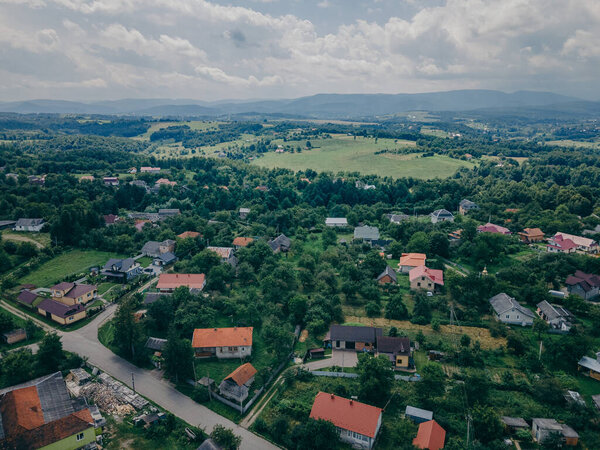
[405,405,433,420]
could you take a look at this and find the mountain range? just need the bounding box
[0,90,592,119]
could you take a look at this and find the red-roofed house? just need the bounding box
[398,253,427,273]
[409,266,444,292]
[547,234,578,254]
[309,392,383,449]
[156,273,206,293]
[549,232,597,254]
[219,363,257,402]
[477,223,511,235]
[233,237,254,248]
[192,327,253,359]
[103,214,120,226]
[566,270,600,300]
[413,419,446,450]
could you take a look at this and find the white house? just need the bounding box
[192,327,253,359]
[325,217,348,227]
[13,218,45,232]
[489,293,535,326]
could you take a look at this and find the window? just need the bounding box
[506,315,510,319]
[417,282,421,287]
[76,432,85,441]
[69,316,74,321]
[516,315,520,319]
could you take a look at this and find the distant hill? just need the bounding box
[0,90,584,118]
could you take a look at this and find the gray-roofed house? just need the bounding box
[459,199,479,215]
[565,270,600,300]
[430,209,455,224]
[13,218,45,232]
[592,394,600,410]
[145,337,168,351]
[578,351,600,381]
[268,234,292,253]
[197,438,223,450]
[141,239,176,258]
[154,252,177,266]
[489,293,535,326]
[326,325,382,351]
[405,406,433,424]
[385,213,409,224]
[376,266,397,284]
[102,258,142,282]
[536,300,573,332]
[0,220,16,229]
[158,208,180,218]
[16,289,38,307]
[353,226,380,243]
[325,217,348,227]
[532,418,579,446]
[501,416,529,432]
[377,336,411,368]
[239,208,251,219]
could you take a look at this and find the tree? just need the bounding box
[385,294,408,320]
[210,425,242,450]
[0,310,14,334]
[357,354,394,406]
[322,228,337,248]
[291,418,338,450]
[416,363,445,401]
[37,333,64,373]
[365,301,381,317]
[460,334,471,347]
[113,297,143,359]
[407,232,429,253]
[471,405,503,444]
[411,292,432,324]
[0,348,35,386]
[163,327,194,383]
[429,232,450,257]
[533,317,549,338]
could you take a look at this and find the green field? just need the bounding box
[137,120,223,140]
[20,250,125,287]
[545,139,600,149]
[252,135,474,179]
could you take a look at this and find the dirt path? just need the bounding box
[2,233,45,249]
[0,300,55,332]
[240,372,286,429]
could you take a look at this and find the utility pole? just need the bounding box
[131,372,135,393]
[538,340,543,361]
[466,414,472,448]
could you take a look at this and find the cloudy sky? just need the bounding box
[0,0,599,101]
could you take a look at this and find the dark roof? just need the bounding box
[377,336,410,355]
[15,218,44,227]
[328,325,382,343]
[565,270,600,292]
[37,299,84,319]
[268,234,291,251]
[376,266,397,283]
[103,258,136,273]
[501,416,528,428]
[197,438,222,450]
[459,199,478,209]
[537,300,573,320]
[143,292,171,305]
[431,209,454,219]
[17,290,38,305]
[157,252,177,264]
[489,293,535,318]
[145,337,167,351]
[354,226,380,241]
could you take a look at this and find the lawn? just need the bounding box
[19,250,126,287]
[136,256,153,267]
[136,120,223,140]
[1,231,51,248]
[252,134,475,179]
[0,309,44,351]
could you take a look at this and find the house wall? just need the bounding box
[396,355,409,368]
[37,309,86,325]
[378,275,393,284]
[40,426,95,450]
[216,345,252,359]
[3,332,26,344]
[495,309,533,326]
[399,265,414,273]
[339,427,375,449]
[14,224,44,232]
[411,276,435,291]
[564,436,578,446]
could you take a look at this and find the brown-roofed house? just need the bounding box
[206,246,237,266]
[51,282,97,306]
[218,363,257,403]
[309,392,383,449]
[17,289,39,307]
[156,273,206,293]
[37,299,86,325]
[566,270,600,300]
[177,231,201,239]
[413,419,446,450]
[399,253,427,273]
[192,327,253,359]
[518,227,544,243]
[232,237,254,248]
[376,336,411,369]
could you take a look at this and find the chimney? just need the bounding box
[330,394,334,399]
[596,351,600,362]
[349,399,353,405]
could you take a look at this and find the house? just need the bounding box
[128,167,137,174]
[37,298,86,325]
[51,282,97,306]
[536,300,573,332]
[551,232,597,254]
[143,292,171,306]
[376,266,397,284]
[103,214,120,226]
[377,336,411,368]
[532,418,579,446]
[565,271,600,300]
[156,273,206,293]
[459,199,478,215]
[102,258,142,282]
[207,246,237,266]
[592,394,600,410]
[354,226,380,242]
[564,390,586,407]
[489,293,535,326]
[409,266,444,292]
[577,352,600,381]
[547,234,578,254]
[268,234,291,253]
[141,239,176,257]
[178,231,200,239]
[518,227,544,243]
[13,218,44,232]
[140,166,161,173]
[155,178,177,188]
[405,406,433,424]
[2,328,27,344]
[158,208,180,218]
[154,252,177,266]
[16,289,38,307]
[501,416,529,432]
[218,363,257,403]
[103,176,119,186]
[413,420,446,450]
[326,325,382,351]
[325,217,348,227]
[430,209,454,224]
[79,175,94,182]
[398,253,426,273]
[309,392,382,449]
[198,438,223,450]
[477,222,511,235]
[192,327,253,359]
[0,372,96,449]
[145,337,168,352]
[386,213,409,224]
[233,237,254,248]
[239,207,251,219]
[130,179,149,192]
[448,229,462,241]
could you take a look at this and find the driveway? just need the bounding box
[59,306,278,450]
[302,349,358,370]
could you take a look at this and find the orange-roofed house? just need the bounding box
[192,327,253,359]
[409,266,444,292]
[518,227,545,244]
[219,363,257,402]
[207,246,237,266]
[156,273,206,293]
[413,420,446,450]
[178,231,200,239]
[233,237,254,249]
[399,253,427,273]
[309,392,383,449]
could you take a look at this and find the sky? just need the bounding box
[0,0,599,102]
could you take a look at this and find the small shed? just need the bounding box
[70,368,91,386]
[2,328,27,345]
[308,348,325,359]
[501,416,528,432]
[405,405,433,424]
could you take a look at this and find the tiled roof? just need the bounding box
[177,231,200,239]
[309,392,382,438]
[51,282,74,291]
[413,420,446,450]
[192,327,253,348]
[409,266,444,286]
[65,284,96,299]
[554,232,596,248]
[207,246,234,258]
[477,222,510,234]
[233,237,254,247]
[565,270,600,291]
[520,227,544,237]
[399,253,426,267]
[156,273,205,290]
[224,363,257,386]
[536,300,572,321]
[103,258,136,273]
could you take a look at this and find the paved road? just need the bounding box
[60,306,278,450]
[302,349,358,370]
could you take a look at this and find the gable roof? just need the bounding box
[554,232,596,248]
[141,241,161,255]
[309,392,382,438]
[548,234,578,251]
[145,337,167,351]
[156,273,205,290]
[377,336,410,355]
[177,231,200,239]
[377,266,397,283]
[520,227,544,237]
[501,416,528,428]
[192,327,253,349]
[268,234,291,251]
[103,258,136,273]
[207,246,234,259]
[536,300,573,320]
[17,290,38,306]
[103,214,119,225]
[64,284,96,299]
[329,325,382,343]
[405,406,433,421]
[386,213,409,223]
[409,266,444,286]
[477,222,510,234]
[413,420,446,450]
[232,237,254,247]
[156,252,177,264]
[489,293,535,318]
[325,217,348,226]
[354,226,380,241]
[15,218,44,227]
[565,270,600,291]
[459,199,478,209]
[399,253,426,268]
[224,363,257,386]
[37,299,84,319]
